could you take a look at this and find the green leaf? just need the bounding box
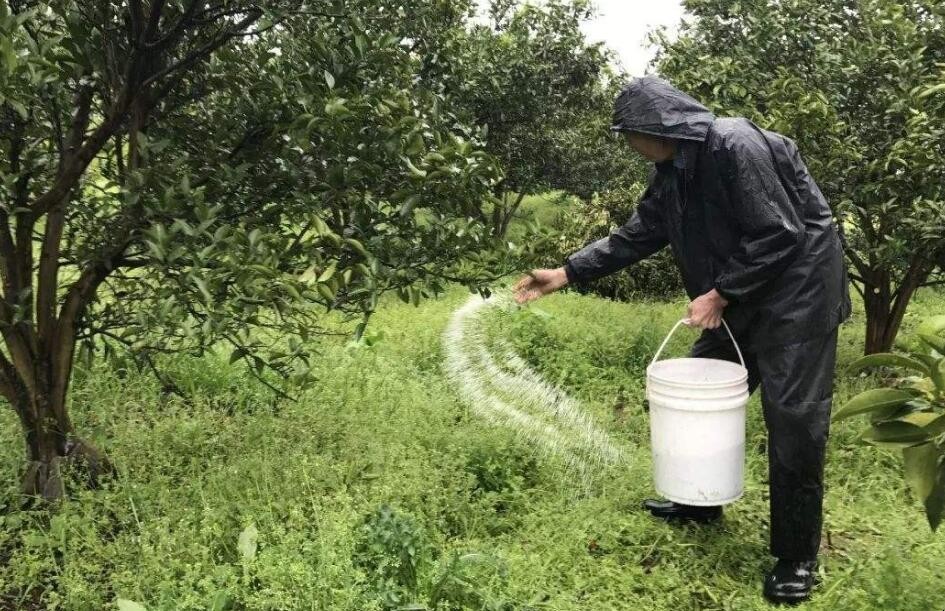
[918,82,945,99]
[8,99,26,120]
[400,195,420,217]
[868,403,911,424]
[916,316,945,337]
[926,474,945,531]
[325,98,349,117]
[229,347,247,365]
[248,228,262,250]
[317,284,335,302]
[932,359,945,393]
[192,277,213,304]
[238,524,258,563]
[117,600,148,611]
[312,216,329,235]
[213,225,231,242]
[903,442,942,503]
[832,389,917,421]
[919,333,945,355]
[898,412,945,429]
[1,36,16,75]
[344,238,367,258]
[860,420,932,445]
[904,440,945,531]
[847,353,930,376]
[922,413,945,437]
[403,157,427,179]
[324,70,335,89]
[317,263,336,283]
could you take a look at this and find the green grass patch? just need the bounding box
[0,286,942,609]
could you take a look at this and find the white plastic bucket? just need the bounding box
[646,319,749,506]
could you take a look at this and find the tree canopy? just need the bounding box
[0,0,545,499]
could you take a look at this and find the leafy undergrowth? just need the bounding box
[0,287,943,610]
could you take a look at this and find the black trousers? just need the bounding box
[690,328,839,560]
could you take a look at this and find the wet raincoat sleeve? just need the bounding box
[712,140,806,303]
[564,184,668,283]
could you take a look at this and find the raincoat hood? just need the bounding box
[611,75,716,142]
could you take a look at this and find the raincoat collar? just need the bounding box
[655,140,699,182]
[674,140,699,182]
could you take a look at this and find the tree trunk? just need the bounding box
[863,275,889,354]
[862,268,925,355]
[492,190,528,239]
[21,397,72,501]
[17,385,112,502]
[3,324,114,502]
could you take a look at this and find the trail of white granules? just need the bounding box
[442,294,624,473]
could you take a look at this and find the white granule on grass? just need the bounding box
[442,294,625,477]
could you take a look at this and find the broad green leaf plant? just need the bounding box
[833,316,945,530]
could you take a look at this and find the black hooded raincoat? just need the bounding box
[564,76,852,561]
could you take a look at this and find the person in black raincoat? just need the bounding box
[513,75,851,604]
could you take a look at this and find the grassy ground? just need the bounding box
[506,192,574,240]
[0,283,944,610]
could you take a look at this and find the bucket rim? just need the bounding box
[646,357,748,388]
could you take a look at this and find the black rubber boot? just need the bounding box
[763,559,818,605]
[642,499,722,524]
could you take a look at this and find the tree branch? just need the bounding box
[129,0,146,42]
[221,334,296,402]
[0,348,22,407]
[30,111,129,217]
[144,0,200,51]
[143,0,168,43]
[139,9,263,90]
[63,85,95,160]
[844,247,872,282]
[50,242,140,414]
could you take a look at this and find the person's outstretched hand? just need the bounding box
[687,289,729,329]
[513,267,569,304]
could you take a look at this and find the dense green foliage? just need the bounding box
[654,0,945,353]
[1,288,943,609]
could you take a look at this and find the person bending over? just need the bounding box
[514,75,851,605]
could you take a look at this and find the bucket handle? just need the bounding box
[650,318,746,369]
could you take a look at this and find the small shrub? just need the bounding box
[465,440,539,495]
[354,505,432,609]
[428,552,510,611]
